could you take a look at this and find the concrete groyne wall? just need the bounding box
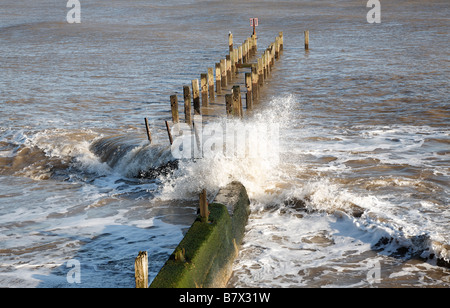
[149,182,250,288]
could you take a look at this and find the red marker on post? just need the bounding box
[250,18,258,35]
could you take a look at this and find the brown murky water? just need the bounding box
[0,0,449,287]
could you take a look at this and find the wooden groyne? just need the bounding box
[144,30,285,148]
[135,28,288,288]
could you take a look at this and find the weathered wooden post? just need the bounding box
[265,49,270,76]
[144,118,152,143]
[170,95,179,123]
[192,79,200,115]
[250,35,255,54]
[232,85,242,118]
[165,120,173,145]
[243,39,248,63]
[226,55,231,83]
[238,45,243,64]
[252,64,258,101]
[135,251,148,288]
[229,52,234,77]
[192,119,202,158]
[228,32,233,52]
[258,58,263,87]
[208,67,215,102]
[239,87,243,117]
[262,51,267,79]
[225,94,233,117]
[201,73,208,107]
[233,49,239,73]
[304,30,309,50]
[279,31,284,50]
[275,36,280,59]
[174,248,185,262]
[252,34,257,52]
[245,72,252,110]
[247,38,251,57]
[270,43,275,66]
[183,85,192,126]
[220,59,227,87]
[199,189,208,223]
[215,63,221,93]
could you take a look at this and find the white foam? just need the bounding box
[157,96,297,201]
[232,209,378,287]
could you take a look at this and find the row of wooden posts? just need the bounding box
[143,31,285,148]
[136,30,290,288]
[170,31,284,124]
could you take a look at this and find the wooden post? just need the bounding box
[192,79,200,115]
[252,35,257,53]
[232,85,242,118]
[245,73,252,110]
[239,87,243,117]
[199,189,208,223]
[252,64,258,101]
[262,51,267,79]
[279,31,284,50]
[258,58,263,87]
[174,248,185,262]
[305,30,309,50]
[220,59,227,87]
[193,120,202,157]
[201,73,208,107]
[230,50,235,76]
[238,45,243,64]
[234,49,239,73]
[215,63,221,93]
[165,120,173,145]
[225,94,233,117]
[226,55,231,83]
[208,67,214,102]
[135,251,148,288]
[243,40,248,63]
[265,49,270,76]
[170,95,179,123]
[144,118,152,143]
[228,32,233,52]
[270,43,275,66]
[275,36,280,59]
[183,85,192,126]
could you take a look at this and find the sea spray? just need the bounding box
[157,95,298,201]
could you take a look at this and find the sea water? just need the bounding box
[0,0,448,287]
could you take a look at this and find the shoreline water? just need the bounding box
[1,0,449,287]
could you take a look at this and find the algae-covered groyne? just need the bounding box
[149,182,250,288]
